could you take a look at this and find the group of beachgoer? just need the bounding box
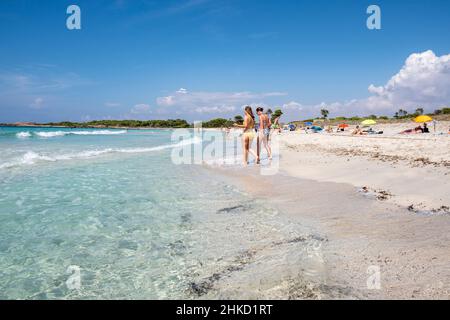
[233,106,282,165]
[230,109,447,165]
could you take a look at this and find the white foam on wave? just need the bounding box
[72,130,127,135]
[0,137,201,170]
[16,132,32,138]
[0,151,56,169]
[34,130,127,138]
[34,131,67,137]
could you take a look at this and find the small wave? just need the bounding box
[0,151,56,169]
[34,130,127,138]
[16,132,32,138]
[0,137,201,170]
[72,130,127,135]
[34,131,67,137]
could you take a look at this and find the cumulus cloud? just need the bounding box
[362,50,450,113]
[288,50,450,119]
[368,50,450,101]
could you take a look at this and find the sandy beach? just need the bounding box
[201,122,450,299]
[279,123,450,299]
[280,121,450,213]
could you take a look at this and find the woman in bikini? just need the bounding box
[234,106,259,165]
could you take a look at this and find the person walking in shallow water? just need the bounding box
[271,111,282,135]
[234,106,259,165]
[256,107,272,160]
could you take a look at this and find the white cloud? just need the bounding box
[363,50,450,113]
[153,89,287,119]
[282,101,303,111]
[130,103,151,114]
[194,106,236,113]
[156,89,286,114]
[286,50,450,119]
[29,97,44,109]
[156,95,176,106]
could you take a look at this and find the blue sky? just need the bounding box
[1,0,450,122]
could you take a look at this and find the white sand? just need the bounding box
[279,121,450,212]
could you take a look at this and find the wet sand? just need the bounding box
[200,162,450,299]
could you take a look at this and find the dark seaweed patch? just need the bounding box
[407,204,450,216]
[216,205,246,214]
[187,233,328,297]
[188,249,256,296]
[167,240,187,256]
[273,234,327,247]
[180,213,191,224]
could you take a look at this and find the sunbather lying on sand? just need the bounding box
[400,126,424,134]
[364,128,384,135]
[352,126,367,135]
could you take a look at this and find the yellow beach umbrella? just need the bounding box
[414,115,433,123]
[361,119,377,126]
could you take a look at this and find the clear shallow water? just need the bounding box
[0,126,326,299]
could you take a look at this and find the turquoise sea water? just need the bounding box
[0,126,325,299]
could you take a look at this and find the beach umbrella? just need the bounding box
[338,123,349,128]
[361,119,377,126]
[414,115,433,123]
[304,121,313,126]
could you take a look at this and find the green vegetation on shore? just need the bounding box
[201,118,235,128]
[43,119,191,128]
[296,106,450,125]
[2,107,448,128]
